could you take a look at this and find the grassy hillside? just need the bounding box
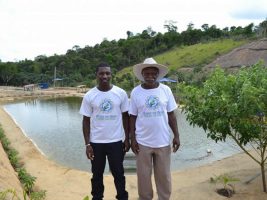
[116,38,248,77]
[156,39,248,70]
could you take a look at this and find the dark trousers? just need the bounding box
[90,141,128,200]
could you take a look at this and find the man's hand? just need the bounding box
[172,136,180,153]
[131,138,140,154]
[86,145,94,160]
[123,140,130,153]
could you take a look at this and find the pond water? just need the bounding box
[4,97,241,173]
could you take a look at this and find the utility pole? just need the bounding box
[54,66,56,88]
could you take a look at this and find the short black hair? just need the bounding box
[96,62,111,73]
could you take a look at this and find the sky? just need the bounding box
[0,0,266,62]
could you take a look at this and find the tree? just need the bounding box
[243,23,254,37]
[179,62,267,192]
[186,22,194,31]
[207,25,223,38]
[164,20,177,32]
[126,30,134,38]
[146,26,156,37]
[140,30,151,39]
[257,19,267,37]
[162,21,181,48]
[0,62,18,85]
[201,24,209,31]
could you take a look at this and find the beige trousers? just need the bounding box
[136,144,171,200]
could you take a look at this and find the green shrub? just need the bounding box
[1,137,10,150]
[0,189,46,200]
[0,128,5,140]
[7,148,19,168]
[18,168,36,194]
[30,190,47,200]
[210,173,239,192]
[0,189,17,200]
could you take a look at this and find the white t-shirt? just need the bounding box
[129,83,177,148]
[79,85,129,143]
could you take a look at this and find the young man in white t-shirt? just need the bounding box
[129,58,180,200]
[80,63,129,200]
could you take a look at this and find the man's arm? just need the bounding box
[129,114,139,154]
[122,111,130,153]
[168,111,180,152]
[82,116,94,160]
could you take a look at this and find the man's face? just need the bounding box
[142,67,159,83]
[96,67,112,85]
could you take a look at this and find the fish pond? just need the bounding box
[4,97,241,173]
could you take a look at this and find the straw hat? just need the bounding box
[133,58,168,81]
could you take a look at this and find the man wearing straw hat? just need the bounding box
[129,57,180,200]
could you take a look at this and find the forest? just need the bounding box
[0,19,267,90]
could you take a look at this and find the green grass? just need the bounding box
[155,39,248,70]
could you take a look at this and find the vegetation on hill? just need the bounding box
[0,19,266,89]
[114,38,248,91]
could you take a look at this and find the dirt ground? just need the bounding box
[0,87,266,200]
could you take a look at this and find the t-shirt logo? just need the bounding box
[100,99,113,113]
[145,96,160,110]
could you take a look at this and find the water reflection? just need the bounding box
[4,97,241,173]
[4,97,91,171]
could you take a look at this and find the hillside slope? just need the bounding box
[204,38,267,69]
[116,38,249,78]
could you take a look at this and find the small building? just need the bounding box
[23,84,36,91]
[76,85,87,93]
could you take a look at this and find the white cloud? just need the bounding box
[0,0,266,62]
